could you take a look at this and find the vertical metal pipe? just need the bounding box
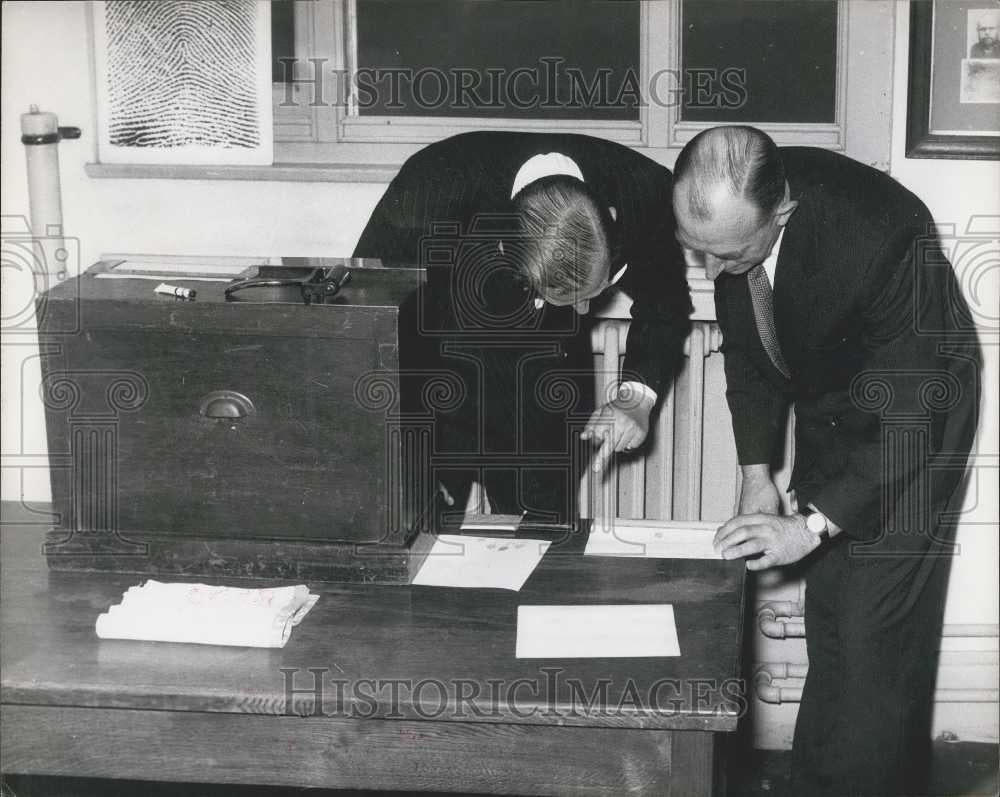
[616,321,645,519]
[596,322,620,526]
[656,384,676,520]
[683,325,706,520]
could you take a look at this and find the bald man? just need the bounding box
[673,126,980,795]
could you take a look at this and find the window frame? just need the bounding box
[273,0,894,170]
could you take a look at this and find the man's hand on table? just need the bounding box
[581,383,655,473]
[714,511,820,570]
[716,464,813,570]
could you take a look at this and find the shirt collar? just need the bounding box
[511,152,585,198]
[762,228,785,286]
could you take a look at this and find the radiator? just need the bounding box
[582,317,738,525]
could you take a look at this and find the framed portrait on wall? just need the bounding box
[907,0,1000,159]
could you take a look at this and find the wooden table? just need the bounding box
[1,512,746,796]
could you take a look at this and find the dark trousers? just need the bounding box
[410,275,595,524]
[791,535,954,796]
[431,340,593,523]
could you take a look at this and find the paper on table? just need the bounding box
[92,257,257,281]
[584,519,722,560]
[94,273,233,282]
[460,513,524,532]
[516,604,680,658]
[105,259,252,275]
[95,580,319,648]
[412,534,550,591]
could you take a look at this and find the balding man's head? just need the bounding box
[674,126,786,222]
[672,126,798,280]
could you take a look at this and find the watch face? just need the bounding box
[806,511,827,534]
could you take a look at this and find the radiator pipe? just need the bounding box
[758,600,806,639]
[942,624,1000,637]
[753,665,805,704]
[759,600,999,641]
[754,663,1000,705]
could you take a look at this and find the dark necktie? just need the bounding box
[747,264,791,379]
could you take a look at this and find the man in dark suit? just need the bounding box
[355,132,691,521]
[673,126,980,795]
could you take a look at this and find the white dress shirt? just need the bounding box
[762,228,785,287]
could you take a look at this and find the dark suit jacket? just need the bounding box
[354,131,692,398]
[715,148,980,544]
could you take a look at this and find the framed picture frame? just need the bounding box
[906,0,1000,160]
[92,0,273,165]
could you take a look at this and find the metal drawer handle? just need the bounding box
[199,390,255,419]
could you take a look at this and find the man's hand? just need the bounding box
[738,464,781,514]
[581,385,654,473]
[714,512,819,571]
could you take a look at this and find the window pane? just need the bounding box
[681,0,838,124]
[356,0,640,120]
[271,1,296,83]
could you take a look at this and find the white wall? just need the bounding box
[887,2,1000,745]
[2,0,997,744]
[886,2,1000,630]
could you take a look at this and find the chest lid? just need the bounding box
[39,257,424,340]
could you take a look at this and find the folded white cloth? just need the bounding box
[95,580,319,648]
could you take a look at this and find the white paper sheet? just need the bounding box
[92,258,253,282]
[94,273,234,282]
[412,534,550,591]
[460,513,524,532]
[107,260,252,275]
[95,580,319,648]
[516,604,680,658]
[584,519,722,560]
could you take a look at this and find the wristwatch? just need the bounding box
[800,506,831,543]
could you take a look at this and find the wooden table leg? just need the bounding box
[669,730,723,797]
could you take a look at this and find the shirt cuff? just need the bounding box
[617,381,657,412]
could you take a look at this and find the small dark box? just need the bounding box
[37,259,434,583]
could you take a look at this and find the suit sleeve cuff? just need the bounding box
[617,381,657,412]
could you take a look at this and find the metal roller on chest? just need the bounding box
[37,259,434,583]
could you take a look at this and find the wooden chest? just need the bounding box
[37,260,433,583]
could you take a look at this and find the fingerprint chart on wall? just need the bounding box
[92,0,273,164]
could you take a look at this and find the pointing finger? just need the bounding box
[591,431,615,473]
[580,407,607,440]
